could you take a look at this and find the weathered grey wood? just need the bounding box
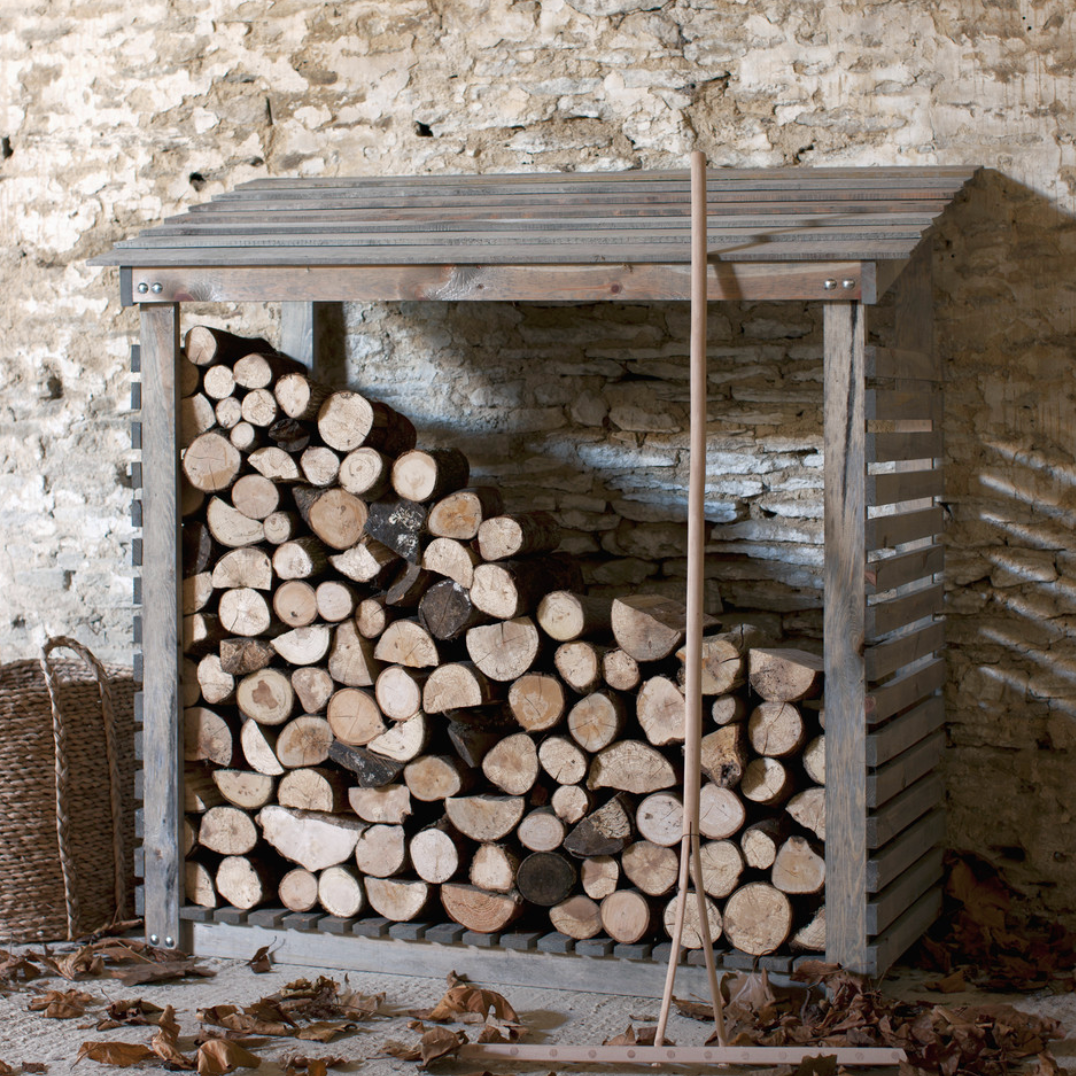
[866,808,945,892]
[867,544,945,593]
[823,300,868,973]
[866,884,943,974]
[279,301,343,382]
[865,346,940,381]
[866,468,944,507]
[866,583,944,640]
[867,658,945,725]
[141,302,183,950]
[867,771,944,847]
[867,733,945,809]
[865,387,940,421]
[866,507,944,550]
[866,846,944,933]
[865,695,945,766]
[865,621,945,681]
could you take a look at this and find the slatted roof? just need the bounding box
[90,167,978,269]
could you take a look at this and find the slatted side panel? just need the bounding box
[129,343,146,918]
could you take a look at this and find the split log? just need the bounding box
[423,662,499,715]
[740,817,792,871]
[587,741,678,795]
[602,648,641,692]
[239,718,285,777]
[676,628,756,697]
[199,806,257,856]
[240,387,280,428]
[622,841,680,898]
[315,580,358,623]
[740,757,794,806]
[441,884,523,933]
[549,895,602,940]
[216,855,274,911]
[197,654,235,706]
[273,580,319,628]
[418,580,486,641]
[747,702,807,758]
[722,883,793,956]
[470,843,520,893]
[293,486,368,551]
[330,537,398,585]
[375,665,426,722]
[555,642,607,695]
[328,621,383,687]
[348,784,413,826]
[182,572,212,614]
[278,766,349,813]
[517,852,576,907]
[329,741,405,787]
[392,447,470,504]
[257,804,367,871]
[447,709,515,770]
[566,691,626,752]
[472,558,581,621]
[386,563,434,608]
[803,735,826,786]
[236,668,294,725]
[366,712,430,762]
[184,707,235,767]
[699,783,747,841]
[477,511,561,562]
[185,768,226,812]
[481,733,539,796]
[186,860,217,909]
[786,787,826,840]
[374,618,439,668]
[635,791,683,848]
[748,648,824,703]
[339,446,393,499]
[356,595,394,639]
[365,497,427,563]
[698,840,745,899]
[274,370,334,422]
[272,625,332,666]
[181,658,201,708]
[466,618,541,682]
[320,394,416,456]
[711,695,749,726]
[279,867,319,913]
[410,820,467,884]
[267,417,310,454]
[183,521,216,576]
[537,591,613,643]
[300,446,341,488]
[219,587,273,637]
[403,755,474,803]
[231,474,280,521]
[662,891,721,949]
[611,594,715,663]
[563,793,634,858]
[517,807,566,853]
[427,487,504,540]
[180,355,202,397]
[601,889,655,945]
[364,877,432,922]
[422,537,480,588]
[263,510,300,545]
[275,715,333,768]
[291,666,334,715]
[507,673,566,733]
[249,446,302,483]
[537,736,588,786]
[354,824,410,878]
[637,676,685,746]
[445,795,525,842]
[212,547,273,591]
[183,613,226,656]
[185,326,271,368]
[212,769,276,811]
[551,784,592,826]
[791,906,826,952]
[700,725,749,789]
[318,864,366,918]
[207,497,265,548]
[772,836,826,895]
[180,394,217,448]
[183,432,242,493]
[580,855,620,900]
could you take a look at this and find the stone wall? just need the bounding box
[1,0,1074,922]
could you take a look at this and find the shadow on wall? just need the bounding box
[936,168,1076,921]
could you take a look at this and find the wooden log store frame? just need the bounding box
[91,165,976,993]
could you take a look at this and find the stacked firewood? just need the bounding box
[178,325,828,957]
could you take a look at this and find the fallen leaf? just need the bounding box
[21,1064,48,1073]
[925,969,969,994]
[294,1021,356,1043]
[383,1040,422,1062]
[791,1055,837,1076]
[151,1004,196,1068]
[337,989,384,1020]
[248,947,273,975]
[420,1027,468,1068]
[0,1063,13,1075]
[45,947,104,981]
[75,919,144,945]
[100,998,165,1028]
[0,953,44,984]
[278,1054,346,1074]
[113,960,216,987]
[196,1038,262,1075]
[75,1041,156,1067]
[425,985,518,1023]
[28,988,96,1019]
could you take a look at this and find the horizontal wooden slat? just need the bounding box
[865,621,946,680]
[867,507,945,550]
[866,582,944,640]
[867,430,943,463]
[868,771,945,847]
[867,657,946,725]
[867,544,944,593]
[866,808,946,892]
[865,345,940,381]
[866,696,945,766]
[868,733,945,810]
[866,884,944,974]
[867,846,945,934]
[866,388,940,421]
[867,468,943,507]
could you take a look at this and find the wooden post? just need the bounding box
[280,301,344,381]
[140,302,183,949]
[823,300,868,972]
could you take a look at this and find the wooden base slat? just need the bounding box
[247,907,289,929]
[867,660,945,725]
[867,884,944,974]
[866,508,945,551]
[867,846,945,934]
[868,733,945,810]
[866,583,944,640]
[865,622,945,680]
[214,908,248,926]
[352,917,391,938]
[867,468,943,507]
[179,905,213,923]
[319,916,356,935]
[282,911,325,931]
[866,345,940,381]
[460,1044,904,1067]
[866,809,945,892]
[502,931,544,951]
[868,771,945,848]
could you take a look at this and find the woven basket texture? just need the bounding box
[0,646,136,944]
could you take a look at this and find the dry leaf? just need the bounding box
[925,969,969,994]
[294,1021,356,1042]
[74,1041,156,1067]
[21,1064,48,1074]
[0,952,44,984]
[278,1054,346,1074]
[113,960,216,987]
[247,947,273,975]
[151,1004,196,1068]
[100,998,165,1028]
[196,1038,262,1075]
[383,1040,422,1062]
[28,988,96,1019]
[47,947,104,981]
[425,985,518,1023]
[336,989,384,1020]
[420,1027,468,1069]
[791,1055,837,1076]
[0,1063,13,1075]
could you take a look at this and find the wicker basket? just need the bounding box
[0,637,137,944]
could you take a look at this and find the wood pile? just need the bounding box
[178,325,829,957]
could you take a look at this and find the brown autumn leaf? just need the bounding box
[112,959,216,987]
[151,1004,196,1068]
[294,1021,356,1042]
[0,952,44,984]
[278,1053,346,1073]
[0,1063,13,1075]
[248,946,273,975]
[46,947,105,981]
[196,1038,262,1075]
[383,1040,422,1062]
[99,997,165,1029]
[21,1063,48,1073]
[75,1041,156,1067]
[199,1004,293,1039]
[925,969,969,994]
[476,1019,525,1043]
[604,1025,663,1047]
[27,987,96,1019]
[791,1055,837,1076]
[75,918,145,945]
[424,984,518,1023]
[419,1027,468,1069]
[336,989,384,1020]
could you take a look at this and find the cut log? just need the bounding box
[549,895,602,940]
[272,625,332,666]
[374,618,439,668]
[185,326,271,368]
[354,824,410,878]
[419,579,487,641]
[551,784,592,826]
[267,416,311,454]
[216,855,273,911]
[365,497,427,563]
[207,497,265,548]
[186,860,217,910]
[563,793,634,858]
[326,687,385,747]
[183,432,241,493]
[675,631,749,696]
[700,725,749,789]
[385,562,434,608]
[273,580,319,628]
[233,350,303,388]
[537,591,613,642]
[214,395,242,428]
[184,707,235,767]
[662,891,722,949]
[322,394,416,456]
[317,390,376,452]
[473,558,581,621]
[279,867,319,913]
[339,446,393,499]
[315,580,358,623]
[240,387,280,428]
[183,613,226,657]
[219,587,273,637]
[180,355,202,397]
[329,741,405,787]
[466,618,542,682]
[329,537,398,585]
[422,537,480,588]
[197,654,235,706]
[611,594,715,663]
[580,855,620,900]
[791,905,826,952]
[300,445,341,488]
[602,648,641,692]
[229,421,265,453]
[803,735,826,786]
[635,791,684,848]
[212,547,273,591]
[481,733,539,796]
[517,807,566,853]
[699,840,745,899]
[478,512,562,562]
[470,843,520,893]
[772,836,826,895]
[375,665,426,722]
[447,710,513,770]
[365,878,431,922]
[587,741,678,795]
[328,621,383,687]
[183,521,216,576]
[403,754,474,803]
[257,804,367,871]
[410,820,467,884]
[348,784,413,826]
[441,884,523,933]
[567,691,626,753]
[423,662,499,715]
[262,510,300,545]
[711,695,748,726]
[601,889,655,945]
[427,487,504,540]
[517,851,576,907]
[278,766,349,813]
[699,783,747,841]
[554,642,605,695]
[239,718,285,777]
[199,806,257,856]
[740,757,794,806]
[230,474,280,521]
[740,817,792,871]
[249,446,302,482]
[274,370,334,422]
[212,769,276,811]
[621,841,679,897]
[722,883,793,956]
[748,701,807,758]
[392,447,470,504]
[356,595,393,639]
[236,667,294,726]
[445,795,525,842]
[181,658,201,709]
[185,767,226,812]
[318,864,366,918]
[786,786,826,840]
[637,676,685,746]
[291,666,334,715]
[537,736,588,786]
[275,715,333,768]
[180,393,217,448]
[748,648,824,703]
[367,712,430,762]
[508,673,566,733]
[293,486,368,551]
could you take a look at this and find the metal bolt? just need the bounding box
[151,282,163,294]
[149,934,159,945]
[137,282,148,294]
[842,278,856,289]
[823,279,838,290]
[165,936,175,948]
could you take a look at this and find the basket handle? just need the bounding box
[40,636,127,940]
